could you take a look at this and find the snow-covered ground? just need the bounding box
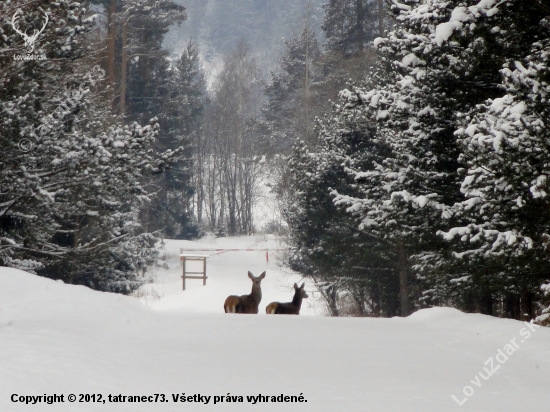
[1,236,549,411]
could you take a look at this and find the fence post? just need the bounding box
[182,256,186,291]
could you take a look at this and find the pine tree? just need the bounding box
[0,0,180,292]
[321,0,478,315]
[292,0,546,316]
[438,8,550,319]
[114,0,200,240]
[145,40,207,239]
[314,0,384,141]
[260,26,321,152]
[285,104,400,316]
[121,0,186,119]
[323,0,550,317]
[322,0,381,56]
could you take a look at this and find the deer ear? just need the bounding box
[248,271,254,279]
[259,272,266,279]
[294,283,298,290]
[301,283,305,289]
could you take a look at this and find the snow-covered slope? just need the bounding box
[1,238,549,411]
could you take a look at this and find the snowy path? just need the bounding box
[137,235,322,315]
[1,236,549,411]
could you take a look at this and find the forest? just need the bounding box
[1,0,549,324]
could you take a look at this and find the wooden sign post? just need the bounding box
[180,254,208,291]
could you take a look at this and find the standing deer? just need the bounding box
[266,282,308,315]
[224,271,266,314]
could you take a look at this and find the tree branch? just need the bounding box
[341,221,396,247]
[528,0,550,15]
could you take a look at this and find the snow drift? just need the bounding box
[1,263,549,411]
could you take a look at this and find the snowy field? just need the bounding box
[1,235,550,411]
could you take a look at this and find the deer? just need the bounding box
[11,9,49,54]
[224,271,266,314]
[266,282,308,315]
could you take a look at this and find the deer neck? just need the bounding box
[250,284,262,302]
[291,293,302,309]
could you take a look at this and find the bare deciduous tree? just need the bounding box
[195,43,263,235]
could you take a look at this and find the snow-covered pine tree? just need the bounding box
[0,0,180,292]
[322,0,383,55]
[283,1,397,316]
[0,0,96,273]
[438,7,550,319]
[323,0,543,315]
[285,104,400,316]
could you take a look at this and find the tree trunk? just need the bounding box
[520,289,534,321]
[119,19,128,116]
[356,0,364,53]
[398,244,409,317]
[195,139,204,225]
[322,282,339,317]
[107,0,117,107]
[378,0,384,36]
[504,294,521,319]
[480,290,494,315]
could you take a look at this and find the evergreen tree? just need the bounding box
[437,10,550,318]
[317,0,479,315]
[115,0,201,240]
[294,0,550,318]
[260,26,321,152]
[313,0,385,142]
[145,40,207,239]
[285,104,399,316]
[121,0,187,120]
[322,0,382,56]
[0,0,180,292]
[286,0,542,316]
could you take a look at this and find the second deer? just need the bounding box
[224,271,266,314]
[266,282,308,315]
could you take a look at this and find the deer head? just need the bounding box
[294,282,308,299]
[249,271,266,288]
[12,9,49,54]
